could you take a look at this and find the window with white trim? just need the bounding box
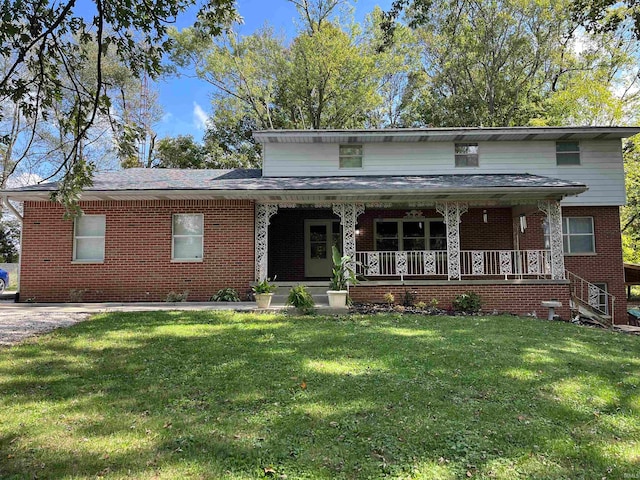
[339,145,363,168]
[74,215,106,262]
[544,216,595,254]
[556,141,580,165]
[455,143,479,167]
[593,283,609,314]
[172,214,204,261]
[374,219,446,251]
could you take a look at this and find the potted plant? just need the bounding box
[252,277,277,308]
[327,246,360,308]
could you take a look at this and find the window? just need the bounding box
[172,214,204,261]
[556,141,580,165]
[544,216,595,254]
[455,143,479,167]
[74,215,106,262]
[593,283,609,314]
[375,219,446,251]
[339,145,363,168]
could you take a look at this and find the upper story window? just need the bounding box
[556,141,580,165]
[74,215,106,262]
[455,143,479,167]
[172,214,204,261]
[339,145,363,168]
[544,216,595,254]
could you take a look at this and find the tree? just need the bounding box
[572,0,640,38]
[622,136,640,263]
[0,217,19,263]
[0,0,237,212]
[153,135,208,169]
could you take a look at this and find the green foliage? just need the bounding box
[402,288,417,307]
[0,217,19,263]
[452,291,482,314]
[622,135,640,263]
[329,245,360,291]
[252,277,277,294]
[286,285,315,314]
[165,290,189,302]
[0,0,237,207]
[210,287,240,302]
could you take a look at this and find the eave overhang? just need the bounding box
[2,185,587,205]
[253,126,640,144]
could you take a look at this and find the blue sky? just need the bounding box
[155,0,394,140]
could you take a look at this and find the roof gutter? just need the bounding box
[1,195,23,223]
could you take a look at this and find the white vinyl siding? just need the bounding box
[261,140,625,206]
[172,214,204,261]
[74,215,106,262]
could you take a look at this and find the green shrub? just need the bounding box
[286,285,315,314]
[415,301,427,309]
[166,291,189,302]
[402,289,417,306]
[210,288,240,302]
[383,292,395,305]
[452,291,482,313]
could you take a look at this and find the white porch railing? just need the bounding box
[356,250,552,279]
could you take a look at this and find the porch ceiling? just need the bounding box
[3,171,586,204]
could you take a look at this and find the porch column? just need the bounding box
[435,202,468,280]
[332,203,365,267]
[538,200,566,280]
[255,203,279,281]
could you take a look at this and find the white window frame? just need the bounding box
[454,143,479,167]
[73,214,106,262]
[374,218,446,251]
[593,283,609,314]
[339,144,363,169]
[172,213,204,262]
[556,141,581,166]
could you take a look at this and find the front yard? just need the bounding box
[0,312,638,479]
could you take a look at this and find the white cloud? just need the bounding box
[6,172,43,188]
[192,102,209,130]
[162,112,173,123]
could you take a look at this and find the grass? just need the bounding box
[0,312,639,479]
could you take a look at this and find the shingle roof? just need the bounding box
[5,168,585,193]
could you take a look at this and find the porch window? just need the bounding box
[339,145,363,168]
[73,215,106,262]
[544,216,594,254]
[455,143,479,167]
[556,141,580,165]
[375,219,446,251]
[172,214,204,261]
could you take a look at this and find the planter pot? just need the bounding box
[255,293,274,308]
[327,290,348,308]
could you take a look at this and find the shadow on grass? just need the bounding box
[0,311,638,479]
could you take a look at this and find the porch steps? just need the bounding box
[271,284,330,306]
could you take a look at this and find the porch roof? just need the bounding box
[2,168,587,204]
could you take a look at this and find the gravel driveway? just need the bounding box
[0,310,91,347]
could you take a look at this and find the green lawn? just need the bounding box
[0,312,638,479]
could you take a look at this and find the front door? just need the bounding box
[305,220,341,277]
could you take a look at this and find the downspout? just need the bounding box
[2,195,23,299]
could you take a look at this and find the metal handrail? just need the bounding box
[565,269,615,324]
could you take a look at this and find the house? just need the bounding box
[2,126,638,324]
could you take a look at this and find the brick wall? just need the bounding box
[20,200,255,302]
[517,205,627,323]
[350,282,572,319]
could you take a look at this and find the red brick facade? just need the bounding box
[20,200,255,302]
[18,201,627,323]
